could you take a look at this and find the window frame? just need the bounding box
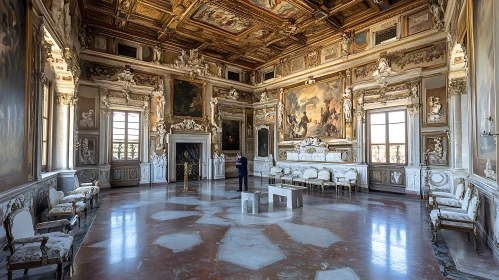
[41,83,51,172]
[111,110,141,163]
[368,109,408,166]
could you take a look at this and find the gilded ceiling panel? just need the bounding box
[341,2,370,18]
[191,3,255,34]
[135,2,164,20]
[245,0,301,19]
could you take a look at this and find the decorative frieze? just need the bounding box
[449,78,467,95]
[391,42,446,69]
[169,119,207,133]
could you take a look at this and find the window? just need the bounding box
[117,44,137,58]
[227,71,240,82]
[375,25,397,45]
[369,110,406,164]
[112,111,140,161]
[41,84,50,171]
[263,71,275,81]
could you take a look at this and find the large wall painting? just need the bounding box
[192,3,254,34]
[171,78,204,119]
[222,120,241,151]
[0,0,29,191]
[284,77,344,140]
[246,0,300,19]
[472,0,496,177]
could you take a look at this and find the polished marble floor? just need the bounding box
[67,178,449,280]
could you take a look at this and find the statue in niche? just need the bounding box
[427,96,443,123]
[216,63,224,78]
[341,33,352,57]
[157,123,166,151]
[80,110,94,128]
[247,124,253,137]
[343,88,353,123]
[250,71,256,85]
[153,44,162,64]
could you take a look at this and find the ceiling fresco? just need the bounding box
[79,0,426,68]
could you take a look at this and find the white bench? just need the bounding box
[268,184,307,209]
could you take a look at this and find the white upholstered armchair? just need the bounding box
[430,187,480,249]
[47,186,87,227]
[71,174,100,208]
[4,204,74,280]
[334,168,358,194]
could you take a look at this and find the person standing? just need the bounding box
[236,152,248,192]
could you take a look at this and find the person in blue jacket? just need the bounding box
[235,152,248,192]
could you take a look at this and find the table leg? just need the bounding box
[268,191,274,203]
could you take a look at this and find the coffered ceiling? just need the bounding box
[79,0,424,69]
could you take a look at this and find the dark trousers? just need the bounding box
[238,174,248,191]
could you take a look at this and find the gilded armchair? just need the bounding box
[430,188,480,249]
[4,204,74,280]
[71,172,100,208]
[47,186,87,227]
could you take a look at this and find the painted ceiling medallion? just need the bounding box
[192,3,254,34]
[245,0,300,19]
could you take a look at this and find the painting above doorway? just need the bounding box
[222,120,240,151]
[171,78,204,119]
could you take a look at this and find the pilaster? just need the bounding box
[449,78,467,171]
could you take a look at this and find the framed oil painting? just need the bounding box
[284,76,344,140]
[222,119,241,151]
[256,125,270,157]
[422,75,447,127]
[171,78,205,119]
[321,43,340,63]
[0,0,30,192]
[422,133,449,166]
[471,0,497,180]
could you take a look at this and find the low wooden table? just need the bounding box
[268,184,307,209]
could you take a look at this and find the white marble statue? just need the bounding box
[227,87,239,100]
[156,96,165,120]
[153,44,162,64]
[216,63,224,78]
[260,90,269,102]
[250,71,256,85]
[157,123,166,151]
[210,97,219,127]
[343,88,352,123]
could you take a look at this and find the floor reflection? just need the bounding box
[109,210,138,264]
[371,219,407,275]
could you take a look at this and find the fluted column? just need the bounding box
[449,78,467,170]
[52,93,73,170]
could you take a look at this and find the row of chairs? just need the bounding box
[427,179,481,249]
[4,174,100,280]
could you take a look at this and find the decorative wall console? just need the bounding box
[286,137,349,162]
[254,154,273,176]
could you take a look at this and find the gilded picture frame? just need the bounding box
[468,0,497,181]
[0,0,31,192]
[222,119,241,152]
[170,76,206,120]
[422,74,448,127]
[283,75,345,141]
